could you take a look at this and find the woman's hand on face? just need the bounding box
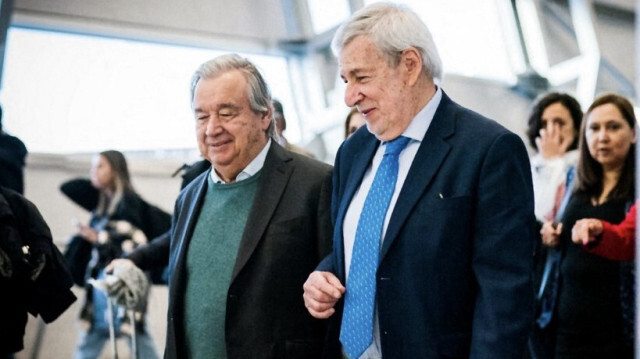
[536,123,572,160]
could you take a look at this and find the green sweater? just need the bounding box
[183,173,260,359]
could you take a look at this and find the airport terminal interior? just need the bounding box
[1,0,638,358]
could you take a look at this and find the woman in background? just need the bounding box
[540,93,636,358]
[344,107,366,139]
[61,150,169,359]
[526,92,583,223]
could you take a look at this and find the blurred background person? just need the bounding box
[539,93,635,358]
[526,92,583,224]
[344,108,365,139]
[525,93,583,358]
[272,98,315,158]
[0,105,28,195]
[60,150,170,359]
[0,186,76,358]
[572,202,636,261]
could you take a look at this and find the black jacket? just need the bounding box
[0,133,27,194]
[0,187,76,354]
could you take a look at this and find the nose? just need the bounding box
[344,83,363,107]
[590,126,609,143]
[205,115,223,137]
[596,129,609,141]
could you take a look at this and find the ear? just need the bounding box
[261,107,273,131]
[401,47,423,86]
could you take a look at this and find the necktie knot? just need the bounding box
[384,136,410,156]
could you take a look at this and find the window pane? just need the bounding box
[0,28,295,154]
[308,0,351,34]
[363,0,518,83]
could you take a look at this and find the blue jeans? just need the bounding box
[73,326,159,359]
[74,273,159,359]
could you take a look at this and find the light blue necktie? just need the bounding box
[340,136,411,359]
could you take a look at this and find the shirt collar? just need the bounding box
[210,139,272,184]
[400,85,442,143]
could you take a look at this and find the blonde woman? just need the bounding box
[61,150,170,359]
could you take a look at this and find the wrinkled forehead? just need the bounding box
[338,36,385,75]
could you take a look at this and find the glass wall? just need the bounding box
[0,28,297,154]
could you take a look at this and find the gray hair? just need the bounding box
[190,54,275,137]
[331,2,443,82]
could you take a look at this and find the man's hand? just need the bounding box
[105,258,134,274]
[540,221,562,247]
[303,271,345,319]
[572,218,603,245]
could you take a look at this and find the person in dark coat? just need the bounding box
[0,105,28,194]
[0,186,76,356]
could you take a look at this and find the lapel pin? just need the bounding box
[438,193,444,199]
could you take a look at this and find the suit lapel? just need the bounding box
[168,171,209,312]
[231,143,293,281]
[379,93,456,259]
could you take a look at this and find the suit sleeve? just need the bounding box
[127,230,171,270]
[315,167,334,261]
[470,132,535,358]
[585,203,636,261]
[315,142,347,274]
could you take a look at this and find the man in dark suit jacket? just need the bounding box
[303,3,535,359]
[164,54,333,359]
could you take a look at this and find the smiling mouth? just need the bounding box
[209,140,232,149]
[360,108,374,117]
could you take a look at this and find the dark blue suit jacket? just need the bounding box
[318,92,535,358]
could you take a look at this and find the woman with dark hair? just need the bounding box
[61,150,170,359]
[526,92,583,222]
[540,93,636,358]
[344,107,365,139]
